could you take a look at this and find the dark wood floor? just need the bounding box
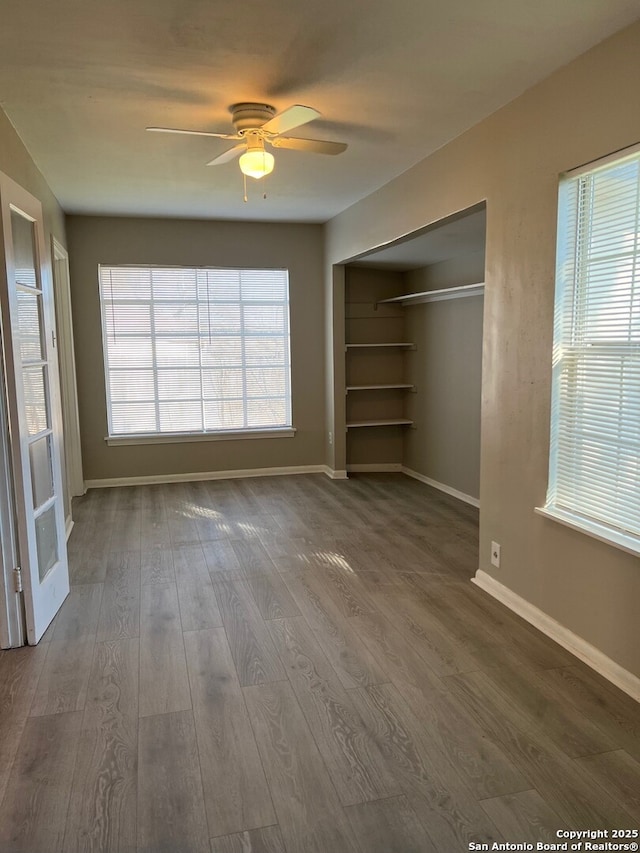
[0,473,638,852]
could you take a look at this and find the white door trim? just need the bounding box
[51,237,84,507]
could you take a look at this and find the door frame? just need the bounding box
[51,237,84,533]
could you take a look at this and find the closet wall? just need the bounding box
[404,252,485,500]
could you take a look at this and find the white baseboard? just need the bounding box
[472,569,640,703]
[85,464,328,489]
[347,463,403,473]
[323,467,348,480]
[402,467,480,508]
[65,517,74,541]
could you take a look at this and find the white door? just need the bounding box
[0,172,69,644]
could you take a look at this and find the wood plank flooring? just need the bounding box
[1,473,639,852]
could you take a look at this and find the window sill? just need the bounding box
[105,427,296,446]
[534,505,640,558]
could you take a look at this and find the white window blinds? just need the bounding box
[546,147,640,542]
[98,266,292,436]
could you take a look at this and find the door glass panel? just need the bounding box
[10,210,38,288]
[16,289,44,362]
[22,367,48,435]
[29,435,54,509]
[35,505,58,582]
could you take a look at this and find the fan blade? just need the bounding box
[261,105,321,136]
[147,126,238,140]
[206,144,245,166]
[271,136,347,155]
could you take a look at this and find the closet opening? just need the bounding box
[339,202,486,510]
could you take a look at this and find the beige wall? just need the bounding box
[326,21,640,678]
[0,109,66,244]
[66,215,325,481]
[404,255,485,499]
[406,251,485,292]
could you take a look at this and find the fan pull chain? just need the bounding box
[243,172,248,203]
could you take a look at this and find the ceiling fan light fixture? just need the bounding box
[148,103,347,184]
[239,147,275,180]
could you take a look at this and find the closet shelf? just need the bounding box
[346,419,414,429]
[346,384,415,392]
[345,342,416,350]
[377,282,484,306]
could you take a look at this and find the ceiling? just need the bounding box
[1,1,638,223]
[350,206,486,270]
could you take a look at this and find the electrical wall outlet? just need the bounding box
[490,541,501,568]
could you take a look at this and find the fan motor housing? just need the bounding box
[230,102,276,134]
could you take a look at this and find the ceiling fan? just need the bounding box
[147,102,347,180]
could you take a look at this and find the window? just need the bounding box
[98,265,292,440]
[540,145,640,554]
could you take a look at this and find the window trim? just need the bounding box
[564,140,640,179]
[104,427,296,446]
[534,506,640,558]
